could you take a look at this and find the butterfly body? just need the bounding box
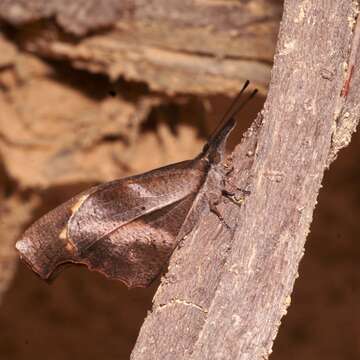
[16,81,256,287]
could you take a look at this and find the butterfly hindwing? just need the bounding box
[77,193,197,287]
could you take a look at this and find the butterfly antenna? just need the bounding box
[236,88,258,114]
[206,82,258,149]
[209,80,249,140]
[221,80,250,123]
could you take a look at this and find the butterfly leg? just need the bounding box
[207,192,232,230]
[221,177,251,207]
[214,162,249,207]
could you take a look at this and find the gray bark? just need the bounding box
[131,1,360,359]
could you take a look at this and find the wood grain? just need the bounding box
[0,0,282,94]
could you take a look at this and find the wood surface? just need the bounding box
[0,0,282,94]
[131,1,360,359]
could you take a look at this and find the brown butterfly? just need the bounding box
[16,81,257,288]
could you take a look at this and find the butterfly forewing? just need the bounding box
[67,159,207,254]
[16,189,97,279]
[17,158,207,283]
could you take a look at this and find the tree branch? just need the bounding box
[131,1,360,359]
